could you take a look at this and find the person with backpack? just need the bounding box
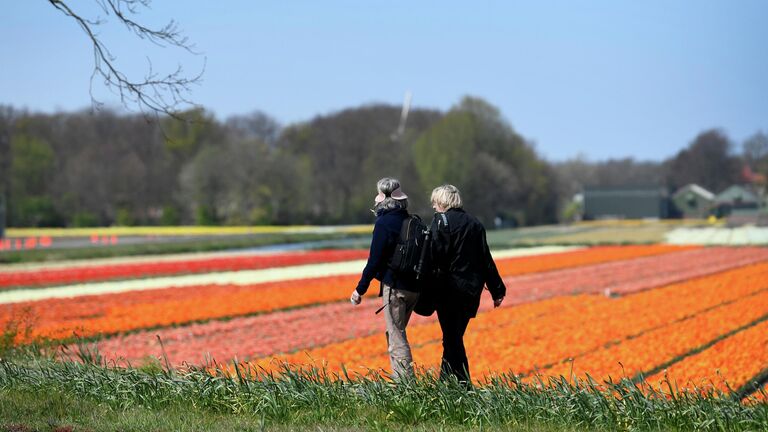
[429,184,506,386]
[350,177,423,379]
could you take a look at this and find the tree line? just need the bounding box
[0,97,765,228]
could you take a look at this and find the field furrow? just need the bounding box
[642,319,768,394]
[747,384,768,402]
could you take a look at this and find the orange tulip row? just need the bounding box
[250,262,768,388]
[642,318,768,395]
[247,293,586,375]
[539,291,768,383]
[3,275,360,342]
[255,292,555,376]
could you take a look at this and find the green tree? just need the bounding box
[163,108,220,157]
[179,145,229,225]
[8,134,62,226]
[412,110,476,191]
[10,134,54,196]
[278,105,440,223]
[413,96,558,226]
[0,107,13,236]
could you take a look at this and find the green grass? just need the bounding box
[1,355,766,432]
[0,389,587,432]
[0,232,367,264]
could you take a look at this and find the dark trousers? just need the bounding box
[436,300,472,384]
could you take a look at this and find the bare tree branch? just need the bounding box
[47,0,204,119]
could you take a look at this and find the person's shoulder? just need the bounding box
[376,209,409,229]
[446,208,471,223]
[448,209,485,230]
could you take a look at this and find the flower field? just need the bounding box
[2,244,767,402]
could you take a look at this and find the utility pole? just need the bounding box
[390,90,412,142]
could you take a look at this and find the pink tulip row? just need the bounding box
[502,246,768,303]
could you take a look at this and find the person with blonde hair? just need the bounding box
[350,177,421,379]
[429,184,505,385]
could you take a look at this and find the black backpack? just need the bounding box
[388,214,430,279]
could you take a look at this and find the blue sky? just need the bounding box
[2,1,766,161]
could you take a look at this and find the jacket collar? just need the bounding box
[375,207,408,218]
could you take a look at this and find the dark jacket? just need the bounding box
[431,208,506,317]
[355,208,419,296]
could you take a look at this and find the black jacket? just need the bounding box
[430,208,506,317]
[355,208,419,295]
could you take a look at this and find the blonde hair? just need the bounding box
[431,184,463,210]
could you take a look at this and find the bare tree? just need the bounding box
[664,129,742,193]
[225,111,282,147]
[743,131,768,170]
[47,0,203,117]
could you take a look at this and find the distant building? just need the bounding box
[672,184,715,219]
[582,187,670,219]
[714,185,759,217]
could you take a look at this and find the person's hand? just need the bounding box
[350,290,362,305]
[493,296,504,308]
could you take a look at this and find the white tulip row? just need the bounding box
[665,227,768,245]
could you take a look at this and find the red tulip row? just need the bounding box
[0,249,369,289]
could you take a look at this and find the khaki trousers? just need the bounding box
[382,283,420,380]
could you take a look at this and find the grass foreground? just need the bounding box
[0,352,766,432]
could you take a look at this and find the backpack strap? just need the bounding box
[387,215,412,289]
